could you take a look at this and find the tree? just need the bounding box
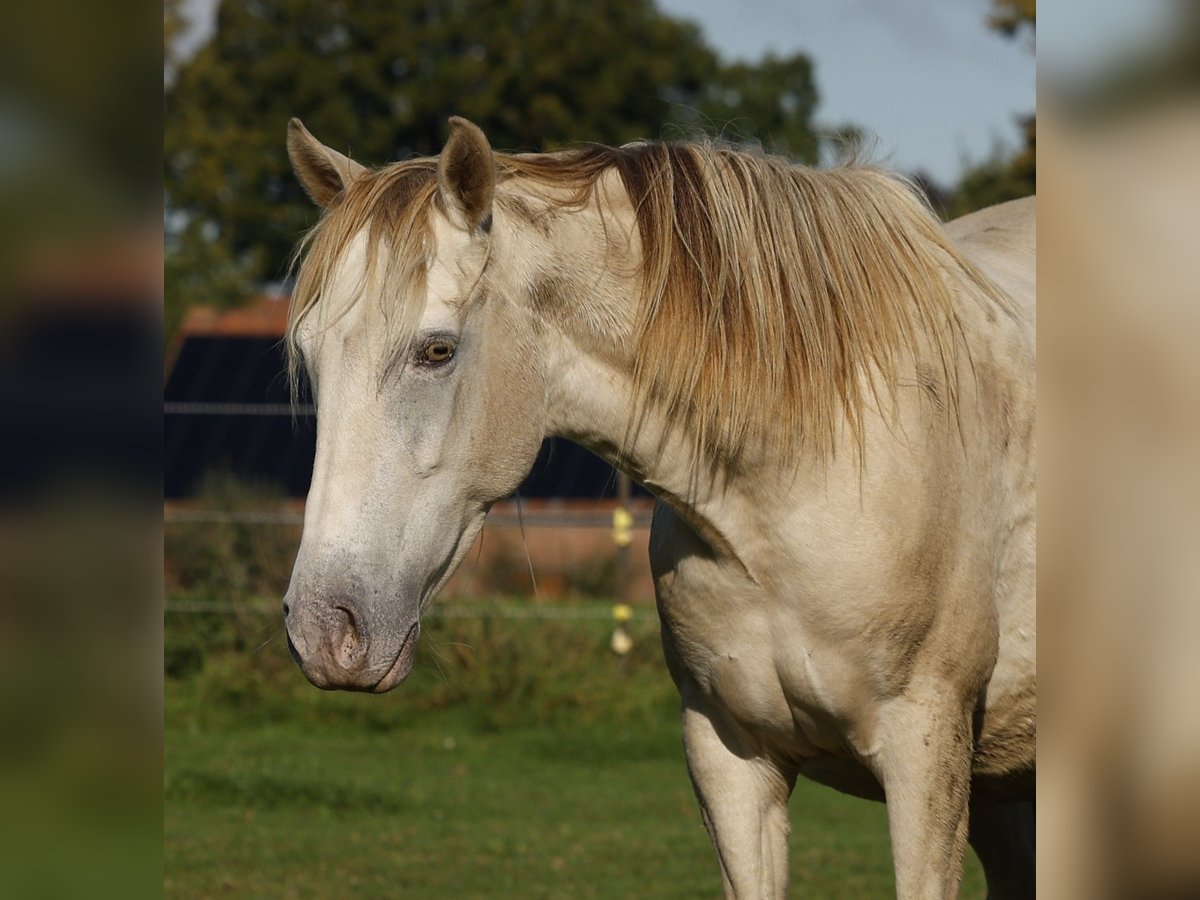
[164,0,824,334]
[989,0,1035,44]
[948,0,1035,216]
[164,0,187,75]
[685,53,821,162]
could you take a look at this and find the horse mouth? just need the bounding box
[370,620,421,693]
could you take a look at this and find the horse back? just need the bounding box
[947,195,1036,331]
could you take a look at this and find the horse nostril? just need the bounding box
[331,603,368,671]
[283,600,291,617]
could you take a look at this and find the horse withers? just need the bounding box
[281,116,1035,899]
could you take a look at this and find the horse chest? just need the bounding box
[652,542,854,757]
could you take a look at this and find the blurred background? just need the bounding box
[7,0,1200,896]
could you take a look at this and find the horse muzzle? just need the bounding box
[284,593,420,693]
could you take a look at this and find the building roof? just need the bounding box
[177,294,291,338]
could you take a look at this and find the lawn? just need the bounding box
[164,600,985,898]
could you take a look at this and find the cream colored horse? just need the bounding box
[282,116,1035,899]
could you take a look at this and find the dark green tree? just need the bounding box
[685,53,821,162]
[947,0,1035,216]
[989,0,1035,44]
[164,0,824,334]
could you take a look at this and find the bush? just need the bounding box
[165,474,674,732]
[166,593,676,734]
[165,472,299,600]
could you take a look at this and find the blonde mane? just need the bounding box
[288,141,1011,463]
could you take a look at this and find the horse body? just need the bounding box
[647,197,1038,789]
[644,197,1036,897]
[282,117,1035,899]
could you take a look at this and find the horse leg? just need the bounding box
[681,695,793,899]
[968,799,1035,899]
[873,687,976,899]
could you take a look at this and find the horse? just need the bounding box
[281,116,1036,899]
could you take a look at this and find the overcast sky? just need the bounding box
[178,0,1035,185]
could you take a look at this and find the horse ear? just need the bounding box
[287,118,366,207]
[438,116,495,233]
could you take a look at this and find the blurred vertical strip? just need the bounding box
[1040,2,1200,898]
[0,0,162,897]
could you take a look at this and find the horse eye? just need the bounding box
[420,339,456,365]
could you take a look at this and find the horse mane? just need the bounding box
[288,140,1011,464]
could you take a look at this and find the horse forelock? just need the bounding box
[286,159,440,398]
[287,139,1012,465]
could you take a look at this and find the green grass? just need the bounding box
[164,600,985,898]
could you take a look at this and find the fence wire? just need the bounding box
[165,509,652,528]
[165,601,645,621]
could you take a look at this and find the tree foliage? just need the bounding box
[988,0,1035,43]
[940,0,1035,217]
[685,54,820,162]
[165,0,824,332]
[944,120,1033,219]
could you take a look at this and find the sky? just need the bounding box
[656,0,1034,184]
[178,0,1036,186]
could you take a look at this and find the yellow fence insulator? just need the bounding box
[612,507,634,547]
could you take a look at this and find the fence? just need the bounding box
[164,492,657,606]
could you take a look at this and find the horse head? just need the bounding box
[282,118,546,691]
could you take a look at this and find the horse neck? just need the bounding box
[543,333,762,566]
[520,190,764,567]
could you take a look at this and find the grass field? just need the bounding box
[164,599,985,898]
